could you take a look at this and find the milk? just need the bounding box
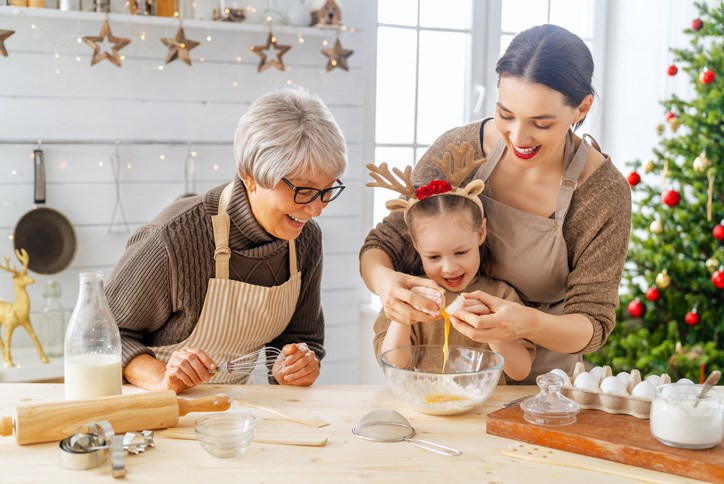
[64,353,122,400]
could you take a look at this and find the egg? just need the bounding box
[677,378,694,385]
[589,366,604,384]
[615,371,631,386]
[645,374,662,387]
[631,381,655,400]
[600,376,628,395]
[574,372,598,391]
[550,368,571,386]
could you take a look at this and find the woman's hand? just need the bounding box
[160,346,215,393]
[378,270,444,325]
[273,343,320,386]
[449,291,530,344]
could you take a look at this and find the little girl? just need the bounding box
[367,143,534,382]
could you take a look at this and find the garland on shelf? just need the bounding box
[0,14,354,71]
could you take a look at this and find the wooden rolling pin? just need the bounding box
[0,391,231,445]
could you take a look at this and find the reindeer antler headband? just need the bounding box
[366,142,487,221]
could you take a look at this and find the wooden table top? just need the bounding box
[0,383,705,483]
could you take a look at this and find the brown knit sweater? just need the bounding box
[373,276,536,384]
[106,176,325,367]
[362,120,632,355]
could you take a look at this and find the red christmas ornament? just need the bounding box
[684,309,700,325]
[714,222,724,241]
[691,18,703,31]
[699,69,716,84]
[627,299,645,318]
[713,270,724,289]
[645,287,660,302]
[661,189,681,207]
[664,111,676,122]
[627,171,641,187]
[667,65,678,76]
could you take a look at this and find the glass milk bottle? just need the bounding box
[38,280,66,358]
[64,271,122,400]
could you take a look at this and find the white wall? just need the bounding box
[0,1,376,383]
[601,0,706,170]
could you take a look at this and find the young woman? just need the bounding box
[361,24,632,384]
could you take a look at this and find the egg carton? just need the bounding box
[558,362,672,419]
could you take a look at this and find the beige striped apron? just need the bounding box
[152,183,302,384]
[476,130,599,384]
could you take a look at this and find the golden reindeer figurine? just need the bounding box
[0,249,48,367]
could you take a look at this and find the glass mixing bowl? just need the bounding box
[380,345,504,415]
[195,413,255,458]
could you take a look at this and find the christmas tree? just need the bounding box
[587,1,724,382]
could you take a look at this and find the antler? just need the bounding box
[365,163,416,199]
[431,142,486,188]
[0,257,17,275]
[15,249,29,273]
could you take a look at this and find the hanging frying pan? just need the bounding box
[13,149,76,274]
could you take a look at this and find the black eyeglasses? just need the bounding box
[281,178,345,204]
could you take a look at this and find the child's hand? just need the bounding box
[448,291,528,344]
[377,270,443,325]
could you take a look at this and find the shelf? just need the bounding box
[0,5,358,35]
[0,347,64,383]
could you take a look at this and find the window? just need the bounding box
[373,0,601,227]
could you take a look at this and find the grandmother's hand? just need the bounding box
[378,270,444,326]
[274,343,320,386]
[448,291,530,344]
[162,346,215,393]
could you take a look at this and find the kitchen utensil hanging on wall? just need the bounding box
[177,144,197,199]
[13,147,76,274]
[108,142,130,234]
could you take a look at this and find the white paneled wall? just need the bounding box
[0,1,375,383]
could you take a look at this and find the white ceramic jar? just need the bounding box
[650,383,724,449]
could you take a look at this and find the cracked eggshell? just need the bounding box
[574,372,598,391]
[549,368,571,386]
[600,376,628,395]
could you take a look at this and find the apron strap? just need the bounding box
[475,138,506,182]
[288,239,298,274]
[555,132,590,221]
[212,183,234,280]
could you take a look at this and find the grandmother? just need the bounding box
[106,88,348,393]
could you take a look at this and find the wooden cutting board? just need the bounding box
[486,404,723,482]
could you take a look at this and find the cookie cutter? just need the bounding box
[59,422,154,477]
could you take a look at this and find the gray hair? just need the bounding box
[234,88,348,188]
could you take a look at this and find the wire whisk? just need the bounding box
[209,347,285,376]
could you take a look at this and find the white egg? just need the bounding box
[600,376,628,395]
[574,372,598,391]
[589,366,604,384]
[631,381,655,400]
[677,378,694,385]
[616,371,631,386]
[645,374,662,387]
[550,368,571,386]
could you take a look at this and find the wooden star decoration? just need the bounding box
[0,29,15,58]
[321,38,353,72]
[161,27,199,66]
[82,20,130,68]
[250,32,291,73]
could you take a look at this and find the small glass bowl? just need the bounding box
[195,413,255,458]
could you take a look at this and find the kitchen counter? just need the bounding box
[0,383,703,483]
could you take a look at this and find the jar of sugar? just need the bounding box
[650,383,723,449]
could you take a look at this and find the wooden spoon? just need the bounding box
[233,399,329,428]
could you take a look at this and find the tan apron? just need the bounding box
[476,131,595,384]
[152,183,302,384]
